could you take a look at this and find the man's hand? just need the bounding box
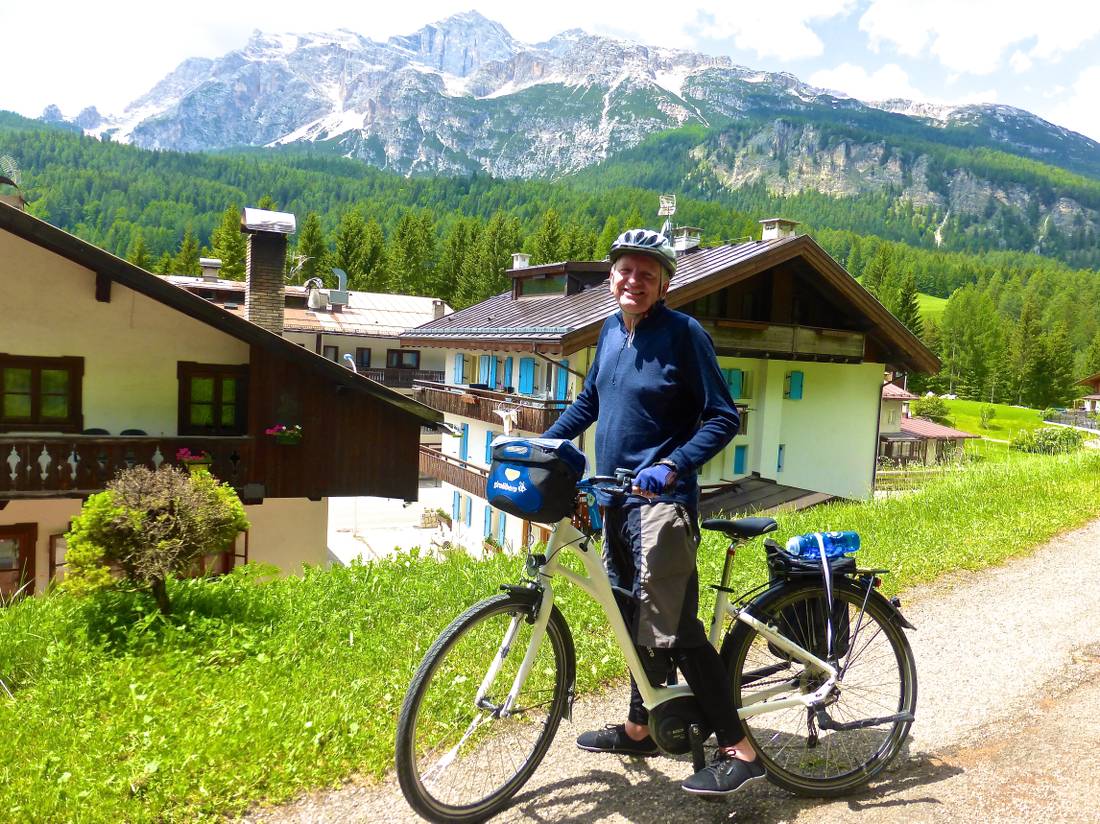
[633,463,676,496]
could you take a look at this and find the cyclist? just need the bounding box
[541,228,764,795]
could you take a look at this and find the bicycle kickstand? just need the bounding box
[689,723,707,773]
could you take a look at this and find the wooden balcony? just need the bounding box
[0,435,253,498]
[360,368,445,389]
[418,446,487,499]
[702,320,866,362]
[412,381,568,433]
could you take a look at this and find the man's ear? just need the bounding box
[659,276,670,299]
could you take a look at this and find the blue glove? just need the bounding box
[634,463,676,494]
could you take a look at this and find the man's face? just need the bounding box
[609,253,667,316]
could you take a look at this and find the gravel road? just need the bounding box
[242,518,1100,823]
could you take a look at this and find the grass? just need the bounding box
[942,398,1045,440]
[917,292,947,322]
[3,450,1100,821]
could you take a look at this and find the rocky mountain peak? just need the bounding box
[388,10,518,77]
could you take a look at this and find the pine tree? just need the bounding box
[126,230,151,270]
[332,208,367,288]
[361,218,386,292]
[1008,297,1043,404]
[1083,330,1100,378]
[561,222,596,260]
[385,209,437,295]
[456,211,521,307]
[861,244,895,302]
[529,209,564,265]
[256,195,277,211]
[595,215,620,259]
[210,204,246,279]
[172,227,201,276]
[438,217,482,305]
[295,212,328,283]
[893,272,924,338]
[1043,323,1078,407]
[155,252,173,275]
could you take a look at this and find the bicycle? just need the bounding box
[395,470,917,823]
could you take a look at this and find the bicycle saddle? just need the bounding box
[701,516,778,539]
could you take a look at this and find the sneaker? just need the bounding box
[681,753,766,796]
[576,724,660,756]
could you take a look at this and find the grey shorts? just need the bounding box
[602,501,707,649]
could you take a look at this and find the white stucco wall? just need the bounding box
[285,332,446,376]
[1,232,248,436]
[879,399,903,434]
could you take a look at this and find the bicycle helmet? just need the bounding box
[608,228,677,277]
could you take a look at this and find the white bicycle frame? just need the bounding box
[486,517,839,723]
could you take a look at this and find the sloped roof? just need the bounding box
[0,204,439,424]
[1078,371,1100,388]
[402,235,940,374]
[899,417,979,440]
[882,383,918,400]
[167,276,451,337]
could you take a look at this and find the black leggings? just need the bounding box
[628,643,746,748]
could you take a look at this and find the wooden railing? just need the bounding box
[360,368,445,389]
[412,381,568,433]
[0,436,253,497]
[418,446,487,499]
[702,320,865,361]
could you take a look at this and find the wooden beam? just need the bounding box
[95,272,111,302]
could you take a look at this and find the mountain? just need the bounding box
[57,12,1100,182]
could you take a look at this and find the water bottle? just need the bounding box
[785,530,861,560]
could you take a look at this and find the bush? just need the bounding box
[979,405,997,429]
[1041,407,1060,421]
[1010,426,1085,455]
[911,395,952,425]
[63,466,249,614]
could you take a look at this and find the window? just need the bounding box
[322,346,339,362]
[0,355,83,432]
[177,362,248,436]
[518,275,566,297]
[355,348,372,369]
[387,349,420,369]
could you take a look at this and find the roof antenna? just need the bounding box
[658,193,676,238]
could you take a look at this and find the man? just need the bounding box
[542,228,764,795]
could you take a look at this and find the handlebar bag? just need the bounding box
[487,437,587,523]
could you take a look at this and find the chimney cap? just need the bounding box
[758,217,801,228]
[199,257,222,268]
[240,207,296,235]
[512,252,531,270]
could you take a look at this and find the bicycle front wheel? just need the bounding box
[722,580,917,797]
[395,593,574,823]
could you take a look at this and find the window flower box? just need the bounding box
[265,424,303,445]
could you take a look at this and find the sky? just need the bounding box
[8,0,1100,144]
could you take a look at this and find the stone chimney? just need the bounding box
[241,207,296,336]
[511,252,531,270]
[432,299,446,320]
[199,257,222,282]
[672,226,702,251]
[759,218,800,241]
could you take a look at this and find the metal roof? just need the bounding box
[882,383,918,400]
[899,417,979,440]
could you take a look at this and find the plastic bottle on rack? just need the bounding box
[785,530,861,560]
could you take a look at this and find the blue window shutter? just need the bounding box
[478,355,491,384]
[465,496,472,527]
[453,354,465,384]
[785,370,804,400]
[555,359,569,401]
[727,368,743,399]
[459,423,469,462]
[519,358,535,394]
[734,444,747,475]
[484,505,492,538]
[489,357,499,388]
[503,357,513,389]
[497,511,507,544]
[485,431,495,464]
[452,491,460,521]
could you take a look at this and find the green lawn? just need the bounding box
[4,450,1100,821]
[917,292,947,322]
[943,399,1045,440]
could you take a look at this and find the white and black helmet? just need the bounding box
[609,228,676,276]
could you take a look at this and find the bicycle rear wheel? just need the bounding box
[721,580,917,797]
[395,593,574,823]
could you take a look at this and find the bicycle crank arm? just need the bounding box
[813,708,915,732]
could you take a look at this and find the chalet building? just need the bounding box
[400,220,940,553]
[167,263,450,393]
[878,383,977,464]
[0,204,440,597]
[1076,372,1100,414]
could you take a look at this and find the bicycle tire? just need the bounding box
[721,580,917,797]
[395,593,575,823]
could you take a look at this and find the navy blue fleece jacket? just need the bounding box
[542,303,740,506]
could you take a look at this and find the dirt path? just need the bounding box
[241,519,1100,823]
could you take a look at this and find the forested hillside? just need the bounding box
[2,113,1098,407]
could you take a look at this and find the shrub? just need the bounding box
[911,395,952,425]
[979,405,997,429]
[1040,407,1060,421]
[63,466,249,614]
[1010,426,1085,455]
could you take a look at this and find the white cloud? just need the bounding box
[809,63,926,102]
[860,0,1100,75]
[1044,65,1100,141]
[679,0,858,61]
[1009,50,1032,74]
